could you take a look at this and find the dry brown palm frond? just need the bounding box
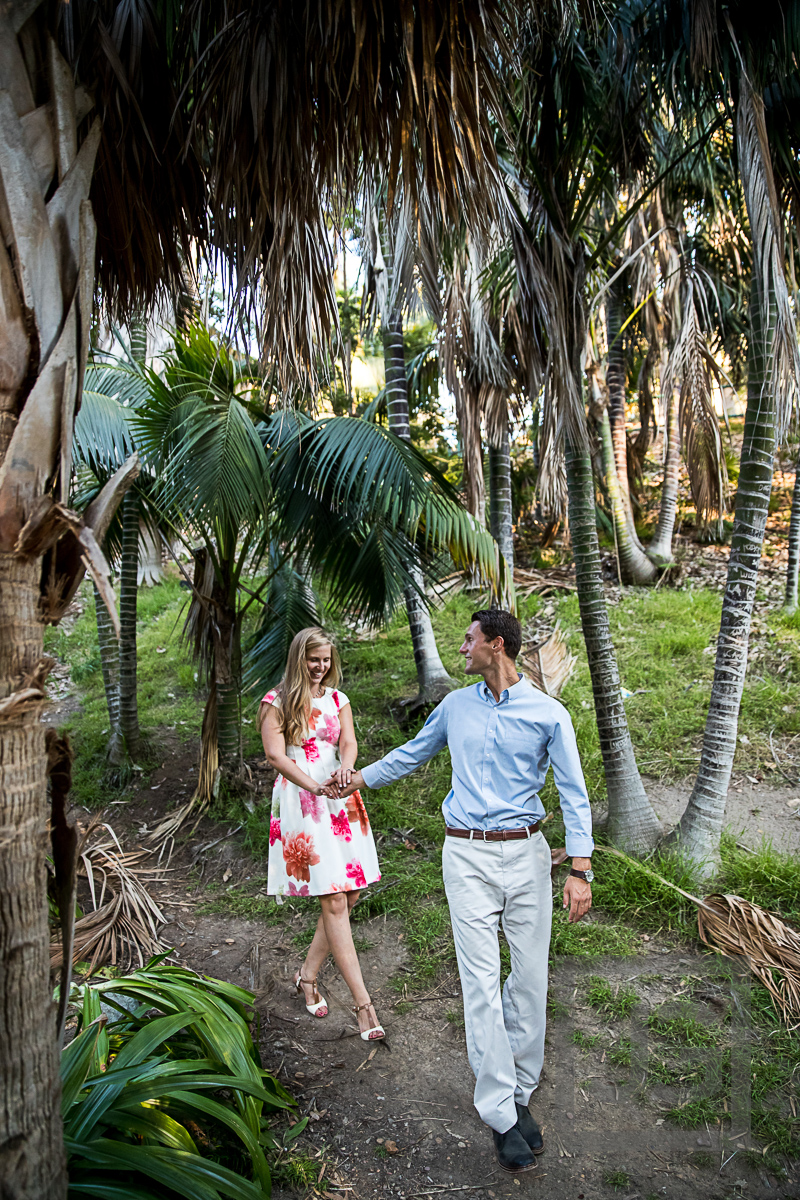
[737,70,800,443]
[522,622,577,698]
[661,271,729,528]
[181,0,509,381]
[595,846,800,1026]
[697,893,800,1024]
[50,821,168,974]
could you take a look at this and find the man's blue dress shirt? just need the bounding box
[361,675,594,858]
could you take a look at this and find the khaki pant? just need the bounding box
[442,831,552,1133]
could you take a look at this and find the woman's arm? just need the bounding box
[333,703,358,789]
[261,704,337,797]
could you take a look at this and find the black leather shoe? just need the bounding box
[492,1122,537,1173]
[515,1102,544,1155]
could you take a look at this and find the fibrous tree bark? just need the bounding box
[0,22,105,1198]
[94,580,124,766]
[383,311,456,705]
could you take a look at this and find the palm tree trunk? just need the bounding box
[648,384,680,564]
[564,433,661,852]
[785,441,800,612]
[674,276,776,872]
[598,408,657,584]
[94,580,124,765]
[117,489,141,758]
[606,277,639,538]
[0,558,67,1197]
[489,427,514,573]
[0,25,100,1196]
[115,318,146,758]
[214,581,242,778]
[383,312,455,704]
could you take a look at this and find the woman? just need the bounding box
[260,627,384,1041]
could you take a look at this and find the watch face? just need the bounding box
[583,869,594,883]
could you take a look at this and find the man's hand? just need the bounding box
[563,875,592,923]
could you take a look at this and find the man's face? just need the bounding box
[459,620,499,675]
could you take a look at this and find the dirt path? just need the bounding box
[75,766,800,1200]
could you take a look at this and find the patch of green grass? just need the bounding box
[717,833,800,923]
[607,1038,632,1067]
[647,1003,718,1047]
[690,1151,715,1169]
[602,1168,630,1190]
[446,1008,465,1027]
[550,911,640,958]
[585,975,639,1018]
[374,1146,389,1160]
[572,1030,602,1051]
[666,1097,722,1128]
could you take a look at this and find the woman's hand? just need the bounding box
[333,765,355,790]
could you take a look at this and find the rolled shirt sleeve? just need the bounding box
[361,697,450,789]
[547,713,595,858]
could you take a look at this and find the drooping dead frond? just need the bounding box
[737,70,800,443]
[697,893,800,1025]
[182,0,510,379]
[595,846,800,1026]
[661,271,729,527]
[521,622,577,698]
[50,822,167,974]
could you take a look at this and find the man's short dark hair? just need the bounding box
[471,609,522,660]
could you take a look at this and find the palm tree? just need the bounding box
[643,0,800,872]
[506,9,664,851]
[0,3,509,1192]
[361,187,459,705]
[72,356,155,768]
[787,445,800,612]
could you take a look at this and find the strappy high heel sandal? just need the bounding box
[293,970,328,1018]
[353,997,384,1041]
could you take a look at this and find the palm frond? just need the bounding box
[737,70,800,442]
[661,271,729,526]
[51,822,167,975]
[243,554,319,698]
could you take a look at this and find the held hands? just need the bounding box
[314,781,340,799]
[317,769,364,800]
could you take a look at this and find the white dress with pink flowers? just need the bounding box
[263,687,381,899]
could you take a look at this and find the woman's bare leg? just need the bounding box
[298,894,363,1015]
[305,892,382,1037]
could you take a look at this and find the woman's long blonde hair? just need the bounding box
[262,627,341,747]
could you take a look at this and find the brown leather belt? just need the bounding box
[445,822,541,842]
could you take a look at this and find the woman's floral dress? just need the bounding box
[264,687,381,898]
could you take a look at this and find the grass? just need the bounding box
[606,1038,632,1067]
[572,1030,602,1051]
[602,1168,630,1190]
[585,975,639,1018]
[647,1003,719,1047]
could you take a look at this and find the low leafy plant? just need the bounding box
[63,959,299,1198]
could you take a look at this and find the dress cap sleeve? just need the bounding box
[332,688,349,709]
[262,689,280,706]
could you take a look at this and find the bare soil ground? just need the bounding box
[67,753,800,1200]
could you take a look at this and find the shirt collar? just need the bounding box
[480,673,526,704]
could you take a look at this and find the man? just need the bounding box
[338,609,593,1174]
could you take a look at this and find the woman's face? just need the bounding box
[306,644,332,689]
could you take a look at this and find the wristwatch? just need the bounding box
[570,867,594,882]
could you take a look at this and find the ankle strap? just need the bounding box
[352,999,372,1014]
